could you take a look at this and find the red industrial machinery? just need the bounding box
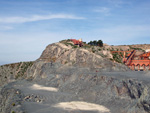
[70,39,83,47]
[111,50,150,71]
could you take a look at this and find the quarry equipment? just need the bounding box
[70,39,83,47]
[111,50,150,71]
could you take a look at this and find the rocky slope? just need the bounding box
[0,40,150,113]
[0,62,33,113]
[0,62,33,86]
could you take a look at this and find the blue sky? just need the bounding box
[0,0,150,65]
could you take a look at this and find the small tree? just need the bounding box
[97,40,103,47]
[88,40,103,47]
[93,40,97,46]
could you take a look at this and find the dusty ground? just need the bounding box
[0,71,149,113]
[12,80,111,113]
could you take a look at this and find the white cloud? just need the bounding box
[0,14,86,24]
[0,26,13,30]
[107,0,131,7]
[94,7,111,15]
[94,7,110,13]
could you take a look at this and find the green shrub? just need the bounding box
[112,53,122,63]
[109,58,113,61]
[98,48,101,51]
[73,45,78,48]
[64,42,75,47]
[12,103,15,106]
[129,46,143,50]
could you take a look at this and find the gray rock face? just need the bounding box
[0,82,24,113]
[38,72,149,113]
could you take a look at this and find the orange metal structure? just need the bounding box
[70,39,83,47]
[111,51,132,63]
[140,52,150,59]
[111,50,150,71]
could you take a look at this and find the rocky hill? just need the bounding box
[0,40,150,113]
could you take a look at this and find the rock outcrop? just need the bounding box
[27,42,129,79]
